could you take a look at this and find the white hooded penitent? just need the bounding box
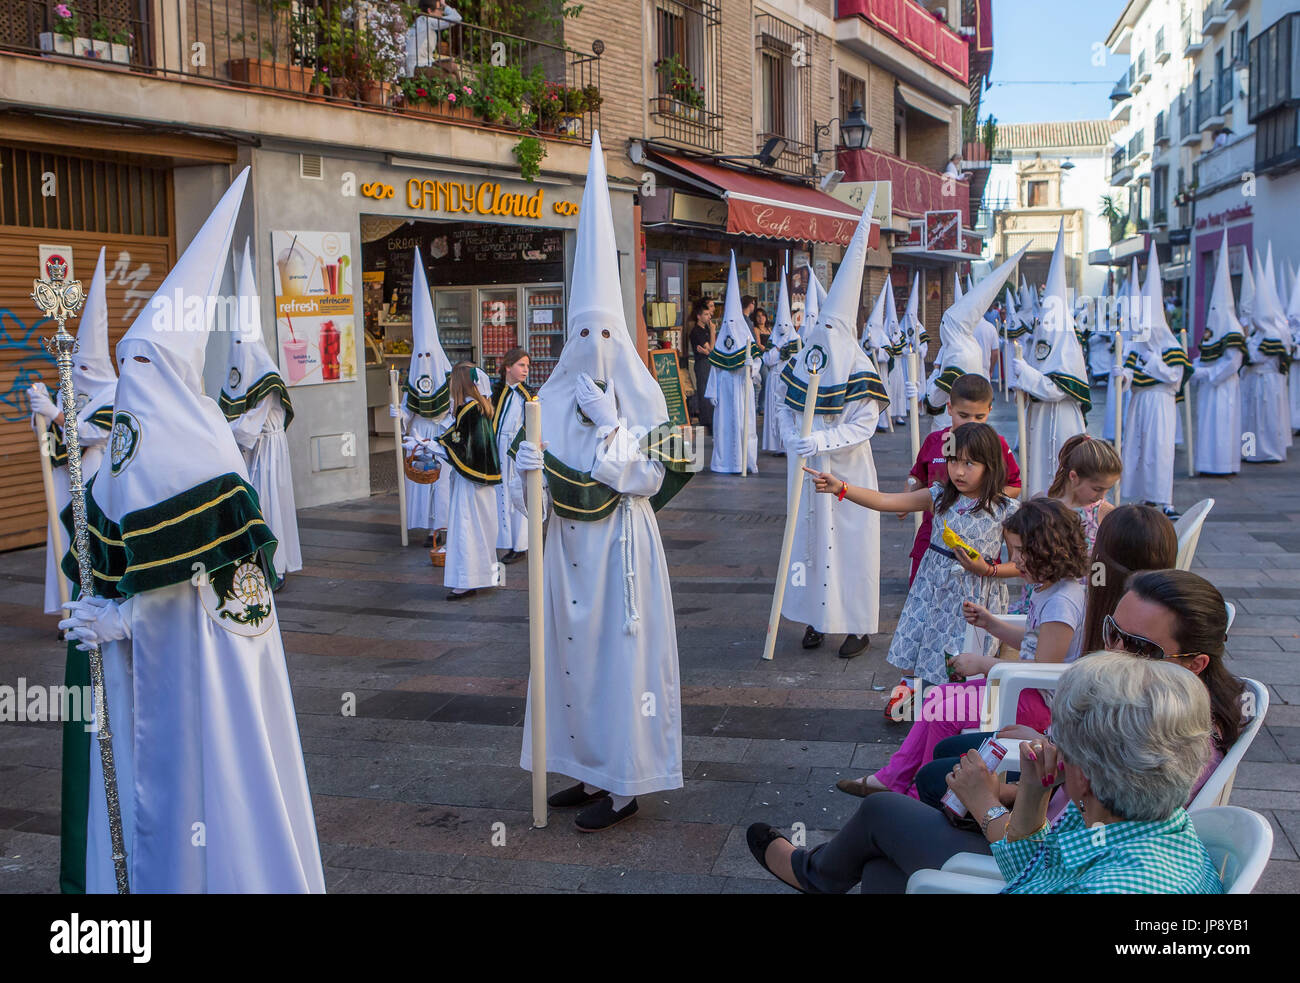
[1027,223,1089,411]
[220,238,292,428]
[405,247,455,418]
[1199,230,1246,363]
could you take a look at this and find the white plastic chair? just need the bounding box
[1190,677,1268,809]
[980,660,1071,772]
[905,806,1273,894]
[1174,498,1215,570]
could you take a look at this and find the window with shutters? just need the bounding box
[650,0,722,151]
[754,13,813,177]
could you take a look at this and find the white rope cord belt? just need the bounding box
[619,495,639,635]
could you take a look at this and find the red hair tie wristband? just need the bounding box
[837,482,849,502]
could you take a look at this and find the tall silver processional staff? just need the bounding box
[33,256,130,894]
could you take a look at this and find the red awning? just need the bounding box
[650,152,878,248]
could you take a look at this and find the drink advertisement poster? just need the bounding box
[271,230,357,387]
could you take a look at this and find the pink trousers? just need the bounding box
[873,679,1051,798]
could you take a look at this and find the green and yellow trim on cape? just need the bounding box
[1045,372,1093,414]
[438,400,502,485]
[1197,331,1246,363]
[491,380,534,438]
[707,341,764,371]
[404,376,451,419]
[1006,321,1033,340]
[932,365,966,396]
[1125,347,1194,398]
[60,472,276,599]
[508,424,694,520]
[218,371,294,429]
[780,362,889,416]
[1252,337,1293,374]
[46,405,113,467]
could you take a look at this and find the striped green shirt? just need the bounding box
[992,803,1223,894]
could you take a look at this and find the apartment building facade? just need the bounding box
[1103,0,1300,347]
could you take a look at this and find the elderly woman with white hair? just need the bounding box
[944,652,1222,893]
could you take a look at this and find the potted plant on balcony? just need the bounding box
[39,4,95,60]
[653,54,704,122]
[356,1,407,106]
[512,135,548,182]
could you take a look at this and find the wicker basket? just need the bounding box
[429,545,446,567]
[404,451,440,484]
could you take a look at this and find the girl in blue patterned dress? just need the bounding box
[807,423,1021,712]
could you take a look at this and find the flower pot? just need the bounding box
[226,58,312,94]
[39,32,95,59]
[309,82,328,99]
[437,101,473,120]
[359,80,391,106]
[560,115,582,137]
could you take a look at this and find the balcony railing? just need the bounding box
[649,0,723,153]
[1202,0,1229,35]
[1196,83,1216,129]
[1195,132,1256,189]
[1136,50,1149,82]
[1218,67,1234,110]
[1112,146,1127,172]
[1155,27,1169,62]
[1,1,601,143]
[837,144,971,226]
[1154,110,1168,144]
[836,0,969,84]
[1128,130,1145,159]
[1183,15,1204,54]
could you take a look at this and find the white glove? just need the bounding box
[789,435,818,459]
[59,596,130,652]
[576,373,618,430]
[388,404,400,418]
[29,384,59,422]
[515,439,545,472]
[1191,365,1209,384]
[903,380,919,401]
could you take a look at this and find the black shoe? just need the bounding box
[547,782,609,808]
[575,796,639,832]
[423,534,434,549]
[802,625,824,649]
[501,549,526,565]
[446,589,478,601]
[746,823,806,892]
[838,634,871,658]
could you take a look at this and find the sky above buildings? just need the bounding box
[981,0,1130,125]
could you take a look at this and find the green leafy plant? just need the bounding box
[1099,194,1129,245]
[51,4,80,41]
[981,115,998,158]
[512,135,547,182]
[580,84,602,114]
[654,54,704,109]
[470,62,538,127]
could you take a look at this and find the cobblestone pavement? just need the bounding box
[2,388,1298,893]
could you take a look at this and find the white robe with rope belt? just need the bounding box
[706,360,759,473]
[761,347,790,452]
[1193,349,1243,475]
[1120,358,1180,506]
[494,387,528,551]
[1241,345,1291,463]
[516,426,683,796]
[403,409,451,531]
[231,394,302,579]
[776,390,882,636]
[1011,363,1086,498]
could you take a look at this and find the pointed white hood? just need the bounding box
[781,197,886,415]
[1028,223,1089,407]
[1251,242,1289,344]
[799,264,826,340]
[1200,231,1246,361]
[953,271,964,303]
[1238,249,1256,327]
[862,277,891,353]
[1134,241,1179,359]
[220,238,290,425]
[1288,258,1300,331]
[404,246,454,418]
[901,271,923,351]
[940,245,1028,381]
[768,267,798,351]
[882,275,901,347]
[709,251,756,368]
[93,166,254,528]
[537,133,669,474]
[71,246,117,417]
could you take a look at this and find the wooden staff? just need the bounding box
[1112,328,1124,503]
[763,370,820,662]
[1180,328,1196,477]
[36,426,69,610]
[907,346,922,534]
[524,399,547,828]
[1013,341,1029,496]
[389,368,408,546]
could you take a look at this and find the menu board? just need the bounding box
[271,230,358,387]
[651,348,690,427]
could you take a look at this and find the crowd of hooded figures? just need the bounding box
[36,134,1290,894]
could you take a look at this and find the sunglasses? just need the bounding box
[1102,615,1200,661]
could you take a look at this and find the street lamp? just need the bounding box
[814,100,872,157]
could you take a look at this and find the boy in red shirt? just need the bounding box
[904,373,1022,584]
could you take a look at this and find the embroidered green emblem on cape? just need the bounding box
[780,362,889,416]
[508,425,694,521]
[405,376,451,419]
[707,340,764,371]
[61,471,276,599]
[218,371,295,429]
[438,401,501,485]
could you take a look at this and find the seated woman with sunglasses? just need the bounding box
[747,567,1243,893]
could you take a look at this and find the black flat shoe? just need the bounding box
[547,783,609,809]
[802,625,824,649]
[838,634,871,658]
[501,549,526,565]
[575,796,638,832]
[446,589,478,601]
[746,823,806,892]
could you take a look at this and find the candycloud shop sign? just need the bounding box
[402,177,579,220]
